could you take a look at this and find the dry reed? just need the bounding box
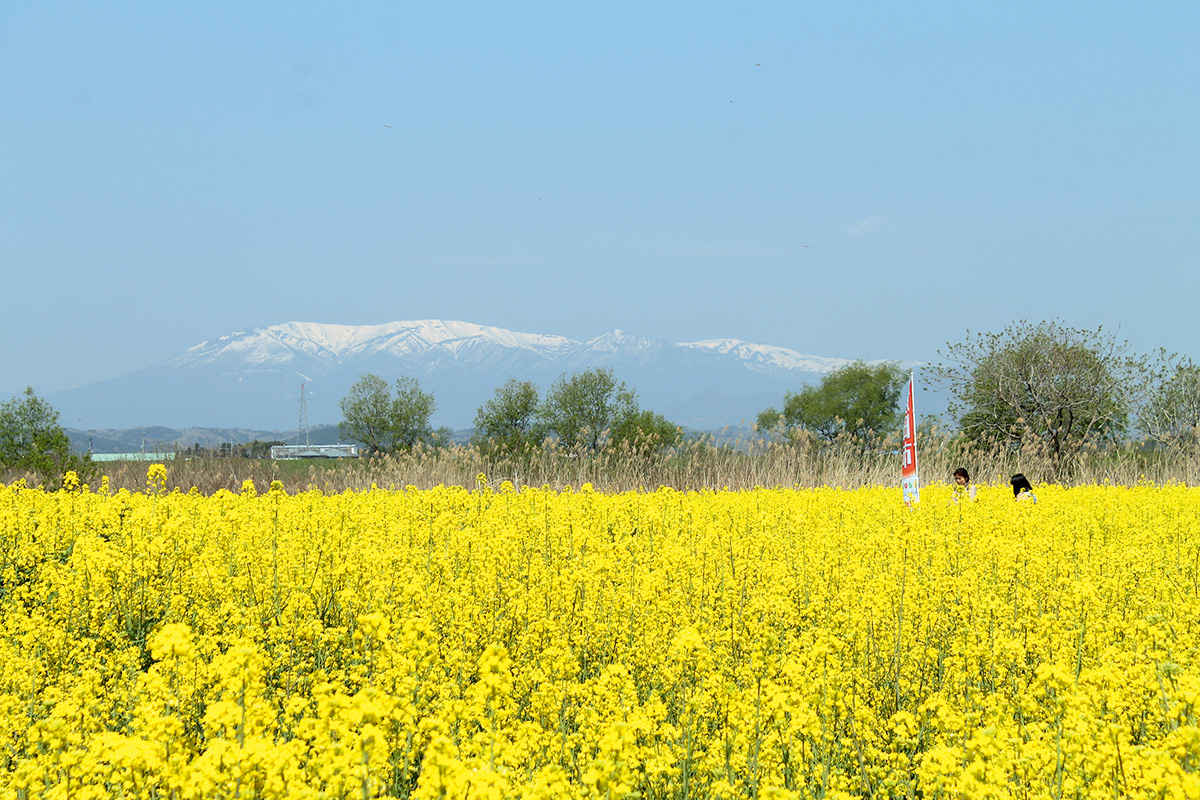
[37,429,1199,495]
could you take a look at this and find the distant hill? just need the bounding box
[49,319,878,430]
[66,424,347,455]
[66,423,780,456]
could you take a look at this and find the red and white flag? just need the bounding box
[901,375,919,505]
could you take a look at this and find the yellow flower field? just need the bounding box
[2,471,1199,798]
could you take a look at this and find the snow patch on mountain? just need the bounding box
[167,320,583,369]
[679,339,852,373]
[586,329,667,354]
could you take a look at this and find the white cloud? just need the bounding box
[844,214,896,238]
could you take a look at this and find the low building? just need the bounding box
[269,444,361,460]
[90,452,176,462]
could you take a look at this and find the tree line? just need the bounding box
[338,368,680,456]
[341,318,1200,472]
[4,319,1200,488]
[757,319,1200,471]
[932,320,1200,464]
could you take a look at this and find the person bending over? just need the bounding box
[1010,473,1037,503]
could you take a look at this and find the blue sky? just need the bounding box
[3,2,1197,405]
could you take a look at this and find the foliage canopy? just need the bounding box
[1141,352,1200,450]
[0,387,90,487]
[471,379,544,456]
[757,360,908,443]
[931,320,1143,463]
[338,373,438,454]
[537,368,679,453]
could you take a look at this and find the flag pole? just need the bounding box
[901,371,919,505]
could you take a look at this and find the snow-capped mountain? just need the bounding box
[679,339,852,373]
[49,320,867,430]
[167,320,582,371]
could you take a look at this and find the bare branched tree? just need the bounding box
[930,320,1147,466]
[1141,351,1200,450]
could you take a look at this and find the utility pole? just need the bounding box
[298,383,311,447]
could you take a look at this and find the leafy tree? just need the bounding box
[539,369,621,452]
[757,360,908,443]
[930,320,1143,462]
[611,391,681,450]
[430,426,457,450]
[1141,352,1200,449]
[338,373,437,453]
[539,368,678,452]
[338,374,392,453]
[472,379,544,455]
[0,387,90,486]
[390,377,439,450]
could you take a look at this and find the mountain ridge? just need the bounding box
[163,320,839,374]
[48,320,880,431]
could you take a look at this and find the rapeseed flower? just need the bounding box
[1,481,1199,796]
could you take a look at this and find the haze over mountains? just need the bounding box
[48,320,875,431]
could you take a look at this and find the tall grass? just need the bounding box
[47,429,1200,495]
